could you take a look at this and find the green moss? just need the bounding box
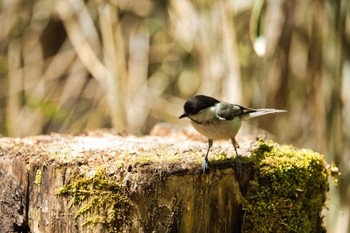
[210,152,235,165]
[242,140,330,233]
[34,169,42,193]
[57,168,129,233]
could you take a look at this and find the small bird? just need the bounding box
[179,95,286,173]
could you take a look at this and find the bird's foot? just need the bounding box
[235,155,243,176]
[202,158,209,173]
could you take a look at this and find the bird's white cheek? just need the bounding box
[189,107,217,123]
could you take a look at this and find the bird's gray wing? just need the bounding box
[216,103,256,120]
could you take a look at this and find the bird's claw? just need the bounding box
[235,156,243,176]
[202,158,209,173]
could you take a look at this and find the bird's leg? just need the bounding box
[231,138,242,175]
[231,138,240,156]
[202,139,213,173]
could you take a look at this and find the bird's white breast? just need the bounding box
[191,117,241,140]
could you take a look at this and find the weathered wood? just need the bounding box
[0,131,330,232]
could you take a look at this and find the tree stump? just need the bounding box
[0,129,331,232]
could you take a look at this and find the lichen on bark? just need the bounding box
[56,168,129,233]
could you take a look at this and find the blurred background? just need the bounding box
[0,0,349,232]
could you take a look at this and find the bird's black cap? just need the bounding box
[179,95,220,118]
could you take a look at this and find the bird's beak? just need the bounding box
[179,113,188,119]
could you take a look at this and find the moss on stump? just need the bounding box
[242,140,329,233]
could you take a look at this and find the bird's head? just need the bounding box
[179,95,220,119]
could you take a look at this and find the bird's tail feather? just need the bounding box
[242,108,286,120]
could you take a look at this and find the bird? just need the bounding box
[179,95,286,173]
